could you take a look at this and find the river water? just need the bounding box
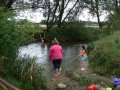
[18,43,83,75]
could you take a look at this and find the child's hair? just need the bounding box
[81,45,86,50]
[52,39,59,44]
[52,37,59,44]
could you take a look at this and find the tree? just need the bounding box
[0,0,7,5]
[104,0,120,31]
[5,0,15,9]
[83,0,107,29]
[114,0,120,14]
[42,0,83,30]
[0,0,16,9]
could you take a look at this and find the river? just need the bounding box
[18,43,83,75]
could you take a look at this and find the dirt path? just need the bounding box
[47,57,119,90]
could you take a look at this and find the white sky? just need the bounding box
[15,8,109,23]
[14,0,109,23]
[15,9,44,23]
[79,9,109,22]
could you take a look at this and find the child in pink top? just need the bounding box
[49,38,63,77]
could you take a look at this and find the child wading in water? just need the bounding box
[49,38,63,77]
[80,45,88,70]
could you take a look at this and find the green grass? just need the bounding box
[88,31,120,76]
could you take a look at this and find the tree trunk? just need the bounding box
[46,0,51,30]
[95,0,102,29]
[51,0,59,23]
[5,0,15,9]
[96,10,102,30]
[115,0,119,14]
[58,0,64,28]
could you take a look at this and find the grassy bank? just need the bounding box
[88,31,120,76]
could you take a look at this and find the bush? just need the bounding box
[0,10,20,76]
[108,14,120,32]
[45,21,85,42]
[45,21,106,43]
[16,20,43,45]
[0,8,47,90]
[89,32,120,76]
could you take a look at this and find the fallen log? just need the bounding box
[0,82,8,90]
[0,77,20,90]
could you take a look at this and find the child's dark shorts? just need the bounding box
[52,59,62,69]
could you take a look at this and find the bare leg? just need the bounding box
[81,61,86,70]
[53,69,59,76]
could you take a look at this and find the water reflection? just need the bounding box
[18,43,82,72]
[18,43,49,64]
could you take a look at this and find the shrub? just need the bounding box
[89,32,120,76]
[45,21,105,43]
[0,10,20,76]
[0,8,47,90]
[16,20,43,45]
[108,14,120,32]
[45,21,84,42]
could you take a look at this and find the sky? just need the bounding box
[14,0,109,23]
[15,9,108,23]
[79,9,109,22]
[15,9,44,23]
[15,8,109,23]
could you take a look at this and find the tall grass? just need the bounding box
[9,57,47,90]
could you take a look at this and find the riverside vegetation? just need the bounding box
[0,7,47,90]
[0,5,120,90]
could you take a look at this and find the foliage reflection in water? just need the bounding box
[18,43,82,75]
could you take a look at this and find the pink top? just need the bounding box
[49,44,63,60]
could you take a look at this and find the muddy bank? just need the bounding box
[47,57,120,90]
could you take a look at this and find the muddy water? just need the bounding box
[18,43,83,76]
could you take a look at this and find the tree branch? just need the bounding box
[51,0,59,23]
[62,0,79,22]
